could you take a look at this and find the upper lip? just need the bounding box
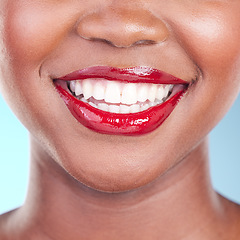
[56,66,189,85]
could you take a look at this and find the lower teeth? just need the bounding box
[78,95,163,113]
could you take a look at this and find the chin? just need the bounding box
[57,148,165,193]
[71,169,156,193]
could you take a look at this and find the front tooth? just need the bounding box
[119,105,131,114]
[130,104,140,113]
[75,81,83,96]
[137,84,149,102]
[109,105,120,113]
[82,79,93,99]
[93,81,105,100]
[98,103,109,112]
[148,84,157,102]
[121,83,137,105]
[105,81,121,103]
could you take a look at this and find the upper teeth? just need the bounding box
[70,79,172,103]
[68,79,174,113]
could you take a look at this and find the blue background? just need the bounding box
[0,93,240,214]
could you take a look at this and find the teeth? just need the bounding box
[165,84,173,92]
[82,79,93,99]
[98,103,109,112]
[68,79,175,113]
[165,85,173,97]
[119,105,130,113]
[148,84,157,102]
[93,81,105,100]
[121,83,138,105]
[149,102,155,107]
[89,102,97,108]
[105,81,121,103]
[75,81,83,96]
[156,87,165,101]
[141,103,150,111]
[137,84,149,102]
[109,105,120,113]
[70,81,76,93]
[130,104,140,113]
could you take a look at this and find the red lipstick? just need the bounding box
[55,66,188,135]
[58,66,187,84]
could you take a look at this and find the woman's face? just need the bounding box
[1,0,240,192]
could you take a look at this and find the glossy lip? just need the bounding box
[57,66,188,84]
[54,66,189,135]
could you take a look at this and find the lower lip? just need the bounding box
[56,85,185,136]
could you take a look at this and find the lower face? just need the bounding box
[1,0,240,192]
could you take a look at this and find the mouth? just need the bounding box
[54,66,189,135]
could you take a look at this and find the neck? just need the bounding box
[12,137,234,240]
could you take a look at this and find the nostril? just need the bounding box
[76,6,169,48]
[82,37,157,48]
[132,39,157,46]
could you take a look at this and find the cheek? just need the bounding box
[0,2,76,118]
[177,4,240,83]
[172,3,240,120]
[3,2,79,68]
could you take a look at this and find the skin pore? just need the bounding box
[1,0,240,239]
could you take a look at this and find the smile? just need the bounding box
[54,66,189,135]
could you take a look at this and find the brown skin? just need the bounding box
[0,0,240,239]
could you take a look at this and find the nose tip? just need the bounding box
[76,7,169,48]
